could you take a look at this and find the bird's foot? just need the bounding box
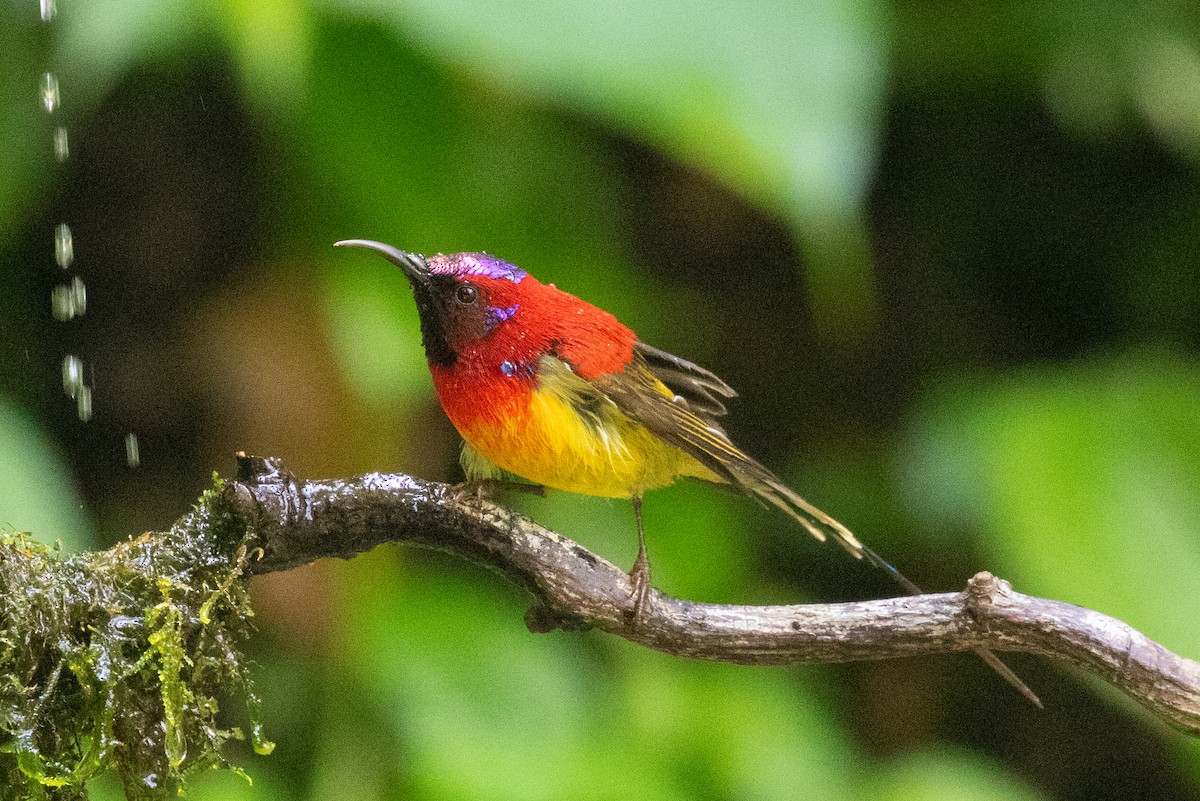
[627,550,653,626]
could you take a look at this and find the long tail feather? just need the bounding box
[751,476,1041,707]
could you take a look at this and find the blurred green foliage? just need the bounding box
[2,0,1200,798]
[0,396,90,552]
[904,351,1200,654]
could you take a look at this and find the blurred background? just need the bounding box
[3,0,1200,798]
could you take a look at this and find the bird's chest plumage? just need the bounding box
[430,352,699,498]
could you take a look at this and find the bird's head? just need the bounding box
[335,240,530,367]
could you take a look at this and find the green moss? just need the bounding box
[0,477,271,799]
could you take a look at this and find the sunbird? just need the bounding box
[336,240,1038,705]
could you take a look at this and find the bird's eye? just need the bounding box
[454,284,479,305]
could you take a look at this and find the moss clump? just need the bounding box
[0,477,272,800]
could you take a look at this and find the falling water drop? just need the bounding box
[55,223,73,268]
[54,126,68,161]
[51,284,71,320]
[71,275,85,315]
[40,1,120,443]
[41,73,59,113]
[51,276,86,321]
[62,354,83,399]
[251,720,276,756]
[77,385,93,422]
[125,433,140,468]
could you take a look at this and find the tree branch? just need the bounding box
[232,455,1200,736]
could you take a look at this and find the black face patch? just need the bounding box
[410,275,496,367]
[409,279,456,367]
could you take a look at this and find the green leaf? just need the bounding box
[344,0,887,213]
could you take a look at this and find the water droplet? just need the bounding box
[53,126,68,161]
[77,385,93,422]
[164,717,186,766]
[41,73,59,113]
[40,0,57,22]
[62,354,82,398]
[71,276,85,314]
[51,276,86,320]
[55,223,73,268]
[251,722,276,755]
[125,433,140,468]
[51,285,71,320]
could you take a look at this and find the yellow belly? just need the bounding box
[458,382,715,498]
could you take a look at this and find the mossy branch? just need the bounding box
[0,477,271,800]
[4,454,1200,799]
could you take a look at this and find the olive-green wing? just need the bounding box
[597,344,874,566]
[633,341,737,417]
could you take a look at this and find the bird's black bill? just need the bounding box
[334,239,430,283]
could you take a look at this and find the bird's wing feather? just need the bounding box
[594,347,872,564]
[634,341,737,417]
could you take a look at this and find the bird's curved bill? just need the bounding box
[334,240,429,283]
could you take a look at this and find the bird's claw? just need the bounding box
[627,550,653,625]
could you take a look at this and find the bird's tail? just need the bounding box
[746,474,1042,708]
[749,477,923,593]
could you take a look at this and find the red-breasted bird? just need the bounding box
[335,239,1038,705]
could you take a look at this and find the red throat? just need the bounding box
[428,271,636,432]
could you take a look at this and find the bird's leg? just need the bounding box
[628,496,652,622]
